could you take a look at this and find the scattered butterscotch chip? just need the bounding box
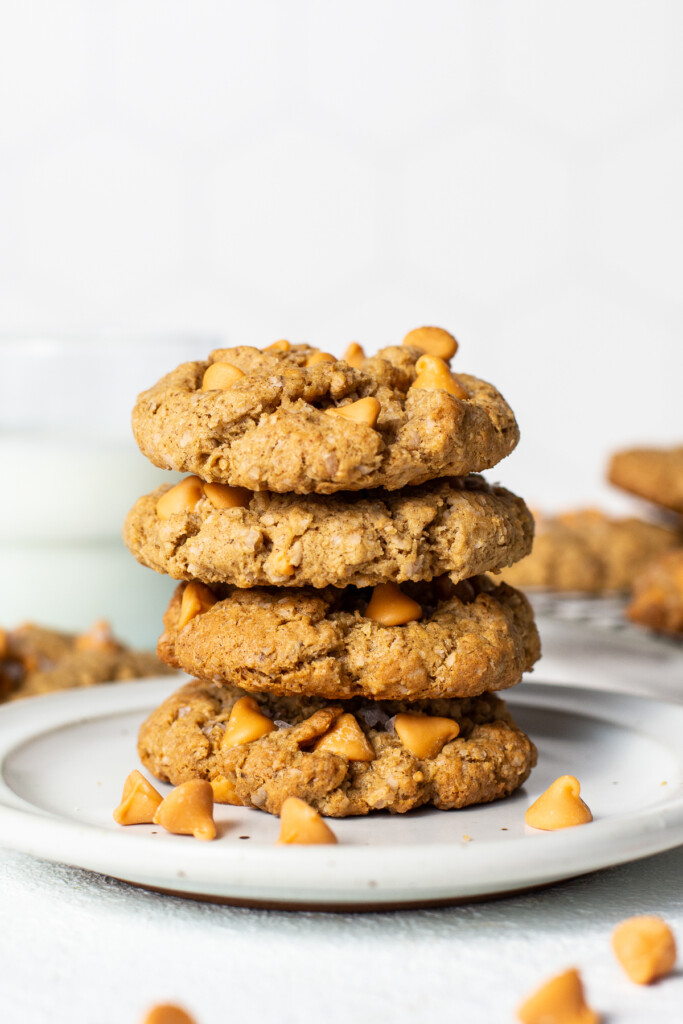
[314,713,375,761]
[462,834,471,842]
[201,361,245,391]
[222,695,276,749]
[326,396,381,428]
[142,1004,197,1024]
[411,354,469,399]
[306,351,336,366]
[74,618,120,653]
[113,770,163,825]
[612,915,676,984]
[517,968,599,1024]
[263,339,290,352]
[153,779,216,841]
[202,482,252,510]
[277,796,338,845]
[364,582,422,625]
[343,342,365,367]
[156,476,205,520]
[394,712,459,758]
[176,581,217,630]
[525,775,593,830]
[402,326,458,361]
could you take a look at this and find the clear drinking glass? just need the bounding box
[0,334,219,648]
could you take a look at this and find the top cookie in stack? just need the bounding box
[126,328,540,817]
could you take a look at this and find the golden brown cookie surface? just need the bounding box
[131,344,519,494]
[138,679,537,817]
[124,475,534,589]
[627,549,683,636]
[157,576,540,701]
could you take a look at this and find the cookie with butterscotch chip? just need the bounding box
[138,679,537,817]
[156,576,540,701]
[123,475,534,589]
[131,340,519,494]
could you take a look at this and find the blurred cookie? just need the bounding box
[131,340,519,494]
[608,446,683,514]
[157,576,541,701]
[627,549,683,636]
[138,678,537,817]
[124,475,534,589]
[0,620,173,701]
[500,509,679,593]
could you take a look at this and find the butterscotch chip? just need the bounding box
[326,396,381,427]
[517,968,599,1024]
[343,342,365,367]
[403,326,458,361]
[74,619,121,654]
[124,476,534,590]
[411,355,469,400]
[176,581,217,630]
[153,779,216,841]
[277,797,338,844]
[608,445,683,513]
[202,482,252,510]
[525,775,592,830]
[156,576,540,701]
[627,549,683,636]
[143,1004,197,1024]
[138,679,537,817]
[612,915,676,984]
[156,476,205,520]
[364,582,422,625]
[394,713,459,759]
[221,695,276,748]
[113,769,163,825]
[201,361,244,391]
[264,339,290,352]
[314,713,375,761]
[131,341,519,493]
[501,509,679,593]
[306,351,336,366]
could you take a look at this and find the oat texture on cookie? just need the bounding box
[124,329,540,820]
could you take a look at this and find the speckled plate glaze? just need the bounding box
[0,678,682,909]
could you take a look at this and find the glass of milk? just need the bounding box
[0,334,219,648]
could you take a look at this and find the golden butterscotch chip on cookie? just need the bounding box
[124,475,534,590]
[138,679,537,818]
[627,549,683,636]
[156,576,540,702]
[608,445,683,514]
[131,336,519,494]
[501,509,679,593]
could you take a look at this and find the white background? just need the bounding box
[1,1,682,510]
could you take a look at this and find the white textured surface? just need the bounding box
[0,845,681,1023]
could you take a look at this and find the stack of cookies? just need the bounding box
[124,328,541,818]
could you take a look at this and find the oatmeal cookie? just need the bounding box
[124,475,534,589]
[500,509,679,593]
[157,576,540,700]
[138,679,537,817]
[627,549,683,636]
[608,446,683,514]
[131,342,519,494]
[0,620,173,702]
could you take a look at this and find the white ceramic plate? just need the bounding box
[1,678,682,909]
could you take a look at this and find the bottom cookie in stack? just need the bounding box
[138,679,537,818]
